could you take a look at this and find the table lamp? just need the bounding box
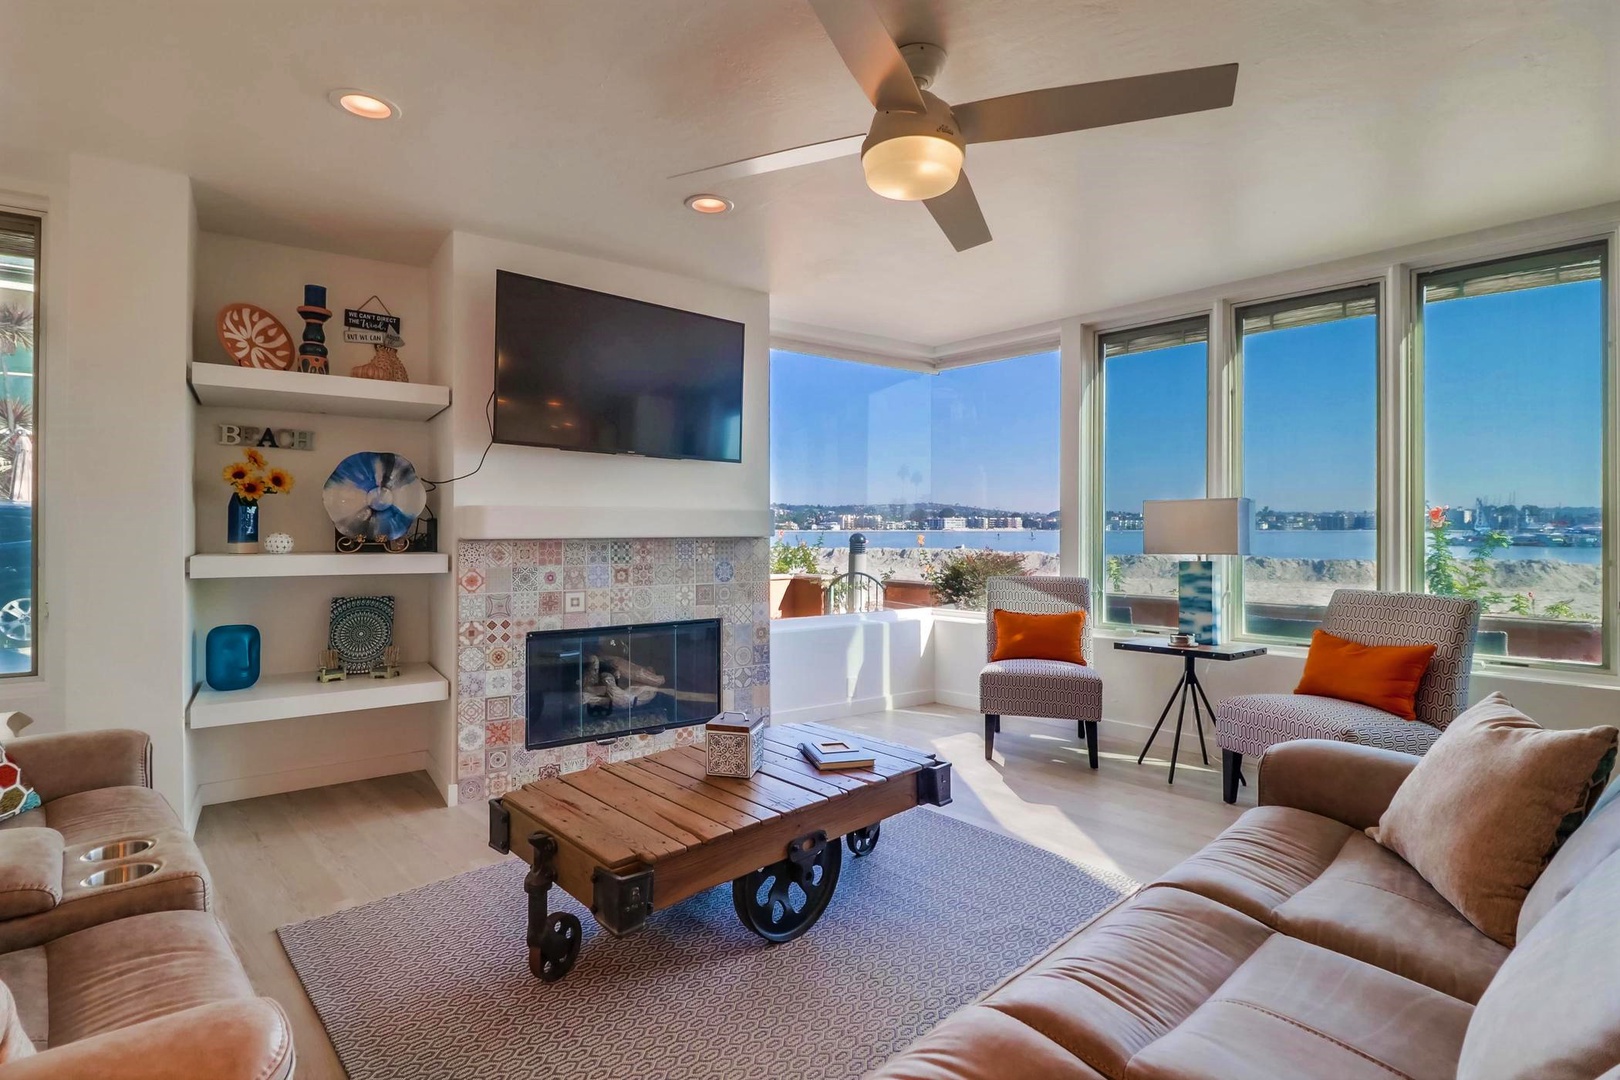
[1142,498,1252,645]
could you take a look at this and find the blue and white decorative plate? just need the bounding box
[328,595,395,674]
[323,452,427,543]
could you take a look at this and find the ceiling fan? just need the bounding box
[673,0,1239,251]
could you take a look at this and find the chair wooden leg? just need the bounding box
[984,714,999,760]
[1084,721,1099,769]
[1221,750,1243,804]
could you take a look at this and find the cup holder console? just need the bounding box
[80,838,157,862]
[81,862,162,888]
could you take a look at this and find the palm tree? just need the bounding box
[0,304,35,503]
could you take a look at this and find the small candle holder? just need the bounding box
[370,645,401,679]
[317,648,347,683]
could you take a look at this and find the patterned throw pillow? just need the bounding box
[0,747,38,821]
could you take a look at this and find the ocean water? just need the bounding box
[776,528,1603,566]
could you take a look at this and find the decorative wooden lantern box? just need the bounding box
[705,711,766,779]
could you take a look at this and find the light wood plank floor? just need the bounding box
[195,705,1251,1079]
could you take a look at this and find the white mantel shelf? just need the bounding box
[187,552,451,579]
[187,662,449,730]
[456,505,772,540]
[188,363,451,421]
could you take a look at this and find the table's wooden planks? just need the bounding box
[628,756,786,821]
[505,781,687,868]
[603,761,764,831]
[758,740,875,792]
[795,722,928,777]
[657,747,826,813]
[560,767,732,845]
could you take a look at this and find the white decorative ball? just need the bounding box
[263,532,295,555]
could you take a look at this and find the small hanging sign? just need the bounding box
[343,295,404,345]
[218,424,316,451]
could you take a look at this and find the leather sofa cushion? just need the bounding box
[19,785,180,847]
[1518,782,1620,939]
[864,1005,1107,1080]
[1458,849,1620,1080]
[1156,806,1506,1002]
[0,829,62,920]
[43,909,256,1046]
[1129,935,1472,1080]
[0,974,36,1062]
[0,947,46,1054]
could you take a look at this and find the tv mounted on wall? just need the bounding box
[493,270,745,462]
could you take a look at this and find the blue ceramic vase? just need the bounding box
[227,493,259,553]
[205,625,260,691]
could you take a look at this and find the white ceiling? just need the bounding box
[2,0,1617,347]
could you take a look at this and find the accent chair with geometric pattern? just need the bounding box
[981,576,1102,769]
[1214,588,1480,803]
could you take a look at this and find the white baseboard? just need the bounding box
[425,749,457,808]
[193,750,430,808]
[772,688,935,726]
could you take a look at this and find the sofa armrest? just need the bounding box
[1257,740,1420,831]
[0,999,292,1080]
[3,730,150,803]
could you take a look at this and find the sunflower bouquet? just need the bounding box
[222,449,294,503]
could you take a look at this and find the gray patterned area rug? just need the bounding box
[279,807,1134,1080]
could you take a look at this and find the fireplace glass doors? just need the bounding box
[524,618,722,750]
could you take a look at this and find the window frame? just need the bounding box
[1406,238,1613,673]
[0,209,41,680]
[1092,314,1212,631]
[1228,280,1384,647]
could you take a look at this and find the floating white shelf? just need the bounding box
[187,552,451,579]
[188,363,451,421]
[187,662,449,730]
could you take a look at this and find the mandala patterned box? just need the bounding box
[705,711,766,778]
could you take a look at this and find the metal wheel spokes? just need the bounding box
[846,823,881,857]
[732,839,843,943]
[529,911,582,982]
[0,598,29,645]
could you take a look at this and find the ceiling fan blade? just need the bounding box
[807,0,926,114]
[954,62,1239,144]
[669,133,865,184]
[924,172,992,252]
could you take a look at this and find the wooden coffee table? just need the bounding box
[488,721,952,981]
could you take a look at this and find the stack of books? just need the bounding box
[799,737,876,771]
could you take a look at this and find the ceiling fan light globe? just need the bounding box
[861,135,964,201]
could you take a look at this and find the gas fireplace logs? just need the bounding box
[579,651,667,714]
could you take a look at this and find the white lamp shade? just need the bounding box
[1142,498,1252,556]
[861,135,964,201]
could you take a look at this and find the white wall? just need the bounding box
[770,610,935,723]
[57,155,196,811]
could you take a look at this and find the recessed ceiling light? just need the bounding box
[684,194,733,215]
[328,88,400,120]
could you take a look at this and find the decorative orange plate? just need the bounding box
[216,303,294,369]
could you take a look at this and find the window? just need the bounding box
[0,214,36,676]
[768,349,1059,614]
[1236,286,1379,641]
[1098,318,1208,627]
[1417,244,1607,665]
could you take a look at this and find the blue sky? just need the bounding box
[772,278,1603,515]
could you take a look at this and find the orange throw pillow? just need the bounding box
[1295,628,1436,720]
[991,609,1085,665]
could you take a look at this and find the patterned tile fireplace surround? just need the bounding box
[455,537,770,803]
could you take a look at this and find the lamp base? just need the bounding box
[1177,560,1219,645]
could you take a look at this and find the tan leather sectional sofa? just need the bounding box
[871,739,1620,1080]
[0,730,293,1078]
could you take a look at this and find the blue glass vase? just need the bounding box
[227,493,259,553]
[205,624,260,691]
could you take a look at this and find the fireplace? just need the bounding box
[524,618,722,750]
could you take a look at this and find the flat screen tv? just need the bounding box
[493,270,745,462]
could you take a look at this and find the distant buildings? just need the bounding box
[926,516,969,530]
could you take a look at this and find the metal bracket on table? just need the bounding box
[917,760,953,806]
[592,866,655,937]
[786,830,830,872]
[488,798,511,854]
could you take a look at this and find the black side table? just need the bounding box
[1113,639,1266,784]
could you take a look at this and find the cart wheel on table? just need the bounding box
[732,838,843,943]
[845,823,881,857]
[528,911,582,982]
